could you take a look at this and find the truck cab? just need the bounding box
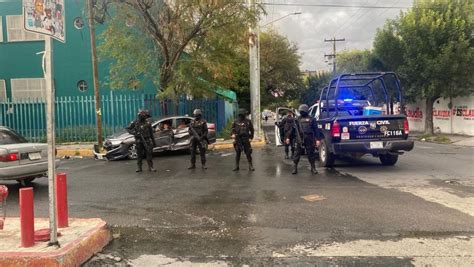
[316,72,414,167]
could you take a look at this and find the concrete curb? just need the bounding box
[57,140,267,157]
[0,218,111,266]
[57,149,94,158]
[209,139,266,150]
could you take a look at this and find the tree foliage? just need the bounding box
[98,0,258,98]
[336,49,385,74]
[373,0,474,133]
[259,29,304,108]
[300,71,332,105]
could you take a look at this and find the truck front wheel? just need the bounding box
[379,154,398,166]
[319,139,335,168]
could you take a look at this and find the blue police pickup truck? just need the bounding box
[313,72,414,167]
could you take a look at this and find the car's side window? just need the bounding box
[176,118,191,129]
[156,120,172,133]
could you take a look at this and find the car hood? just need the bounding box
[107,130,133,141]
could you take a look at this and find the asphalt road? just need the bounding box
[2,122,473,266]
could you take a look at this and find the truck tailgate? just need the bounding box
[337,115,407,141]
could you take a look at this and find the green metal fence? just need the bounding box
[0,94,237,143]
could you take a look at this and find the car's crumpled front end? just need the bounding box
[93,137,133,160]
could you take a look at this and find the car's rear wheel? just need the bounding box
[379,154,398,166]
[127,144,138,160]
[319,139,335,168]
[17,178,35,187]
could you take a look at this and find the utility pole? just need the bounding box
[44,36,58,246]
[324,37,345,74]
[248,0,261,137]
[88,0,103,148]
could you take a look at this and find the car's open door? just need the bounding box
[275,107,293,146]
[153,120,173,152]
[172,117,193,150]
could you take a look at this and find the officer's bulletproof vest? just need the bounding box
[236,120,250,137]
[283,117,295,134]
[136,121,153,139]
[191,120,205,135]
[299,117,313,135]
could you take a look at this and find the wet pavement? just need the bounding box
[2,124,473,266]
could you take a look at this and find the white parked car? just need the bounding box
[0,126,56,185]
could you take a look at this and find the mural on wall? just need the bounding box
[407,95,474,136]
[23,0,65,42]
[454,106,474,121]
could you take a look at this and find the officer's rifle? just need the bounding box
[292,118,304,149]
[129,119,153,151]
[190,123,207,147]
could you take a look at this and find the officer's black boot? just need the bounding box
[233,159,240,171]
[284,152,289,159]
[292,164,298,175]
[148,161,156,172]
[310,162,318,174]
[201,161,207,169]
[249,162,255,171]
[188,164,196,169]
[136,166,143,173]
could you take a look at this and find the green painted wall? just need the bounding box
[0,0,156,98]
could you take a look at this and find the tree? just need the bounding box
[259,29,304,108]
[336,49,385,74]
[99,0,258,96]
[374,0,474,134]
[301,71,332,105]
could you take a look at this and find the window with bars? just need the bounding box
[0,80,6,101]
[6,15,44,42]
[11,78,46,101]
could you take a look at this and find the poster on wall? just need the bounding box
[23,0,65,43]
[454,106,474,121]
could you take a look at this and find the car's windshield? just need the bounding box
[0,129,28,144]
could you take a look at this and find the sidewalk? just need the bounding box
[410,132,474,147]
[57,138,267,158]
[0,218,110,266]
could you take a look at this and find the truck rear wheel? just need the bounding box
[379,154,398,166]
[319,139,335,167]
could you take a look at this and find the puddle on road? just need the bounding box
[85,225,249,266]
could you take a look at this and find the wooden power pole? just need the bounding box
[324,37,345,74]
[88,0,103,148]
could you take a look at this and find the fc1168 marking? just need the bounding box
[384,130,403,137]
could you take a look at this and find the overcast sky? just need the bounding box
[259,0,413,72]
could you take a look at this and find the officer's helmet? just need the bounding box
[298,104,309,113]
[138,109,150,118]
[193,109,202,116]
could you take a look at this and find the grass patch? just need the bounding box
[432,135,451,144]
[418,134,451,144]
[218,120,233,140]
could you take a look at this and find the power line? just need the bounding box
[336,0,382,38]
[335,0,381,37]
[332,0,370,37]
[259,2,413,9]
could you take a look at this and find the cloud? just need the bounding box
[260,0,412,71]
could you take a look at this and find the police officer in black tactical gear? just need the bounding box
[231,109,255,171]
[292,104,318,175]
[127,110,156,172]
[280,110,296,159]
[188,109,208,170]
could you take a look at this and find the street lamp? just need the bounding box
[261,12,302,28]
[248,9,301,138]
